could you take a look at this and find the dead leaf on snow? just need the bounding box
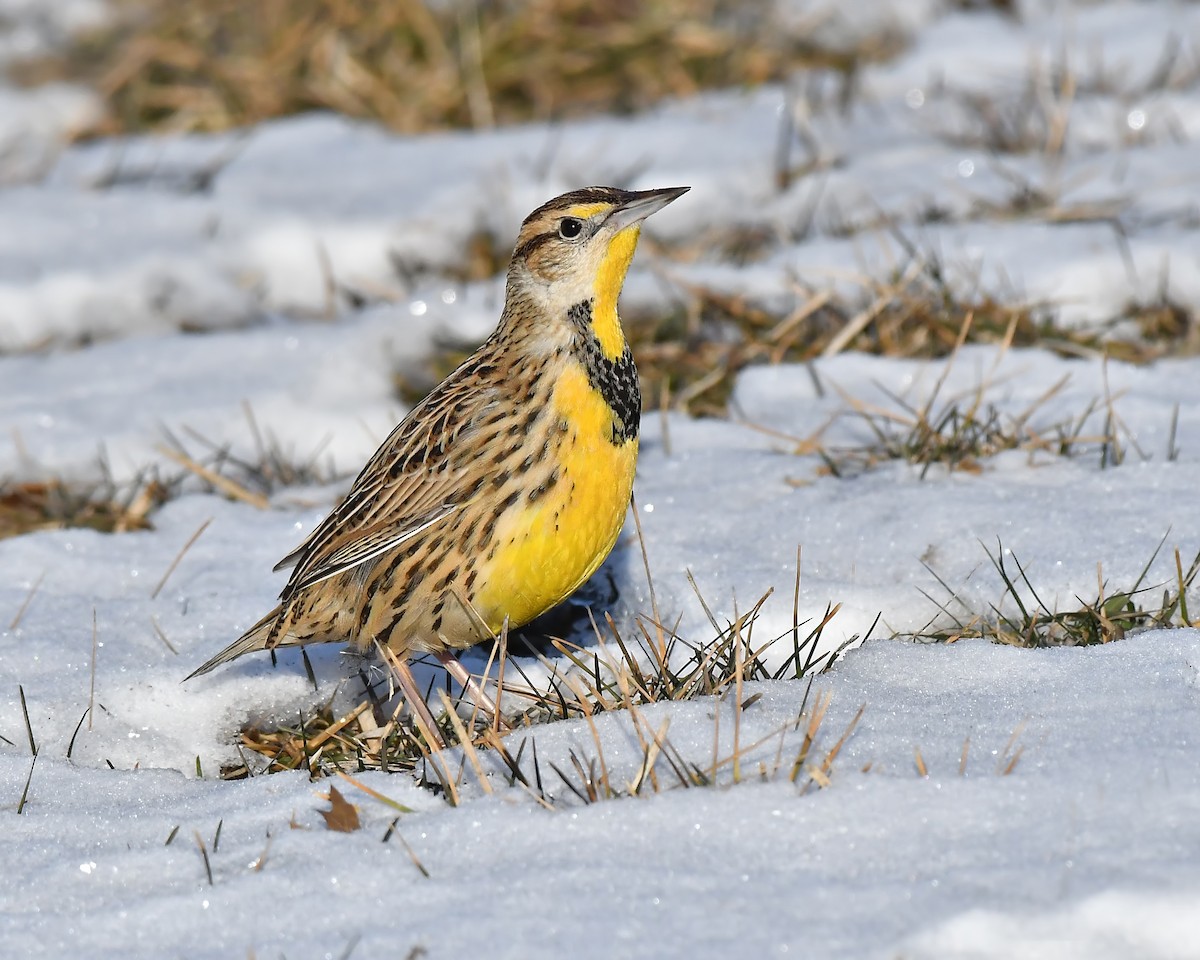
[319,786,361,833]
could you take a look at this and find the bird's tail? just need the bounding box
[183,606,287,681]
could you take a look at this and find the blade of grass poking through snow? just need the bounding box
[630,492,667,665]
[150,616,178,655]
[802,703,865,795]
[581,707,614,798]
[490,619,509,735]
[998,720,1027,775]
[789,689,831,782]
[383,823,431,879]
[15,751,37,814]
[66,707,90,759]
[88,610,97,731]
[248,834,271,872]
[17,684,37,756]
[613,670,660,794]
[914,746,928,778]
[436,690,493,796]
[791,546,803,675]
[8,570,44,630]
[732,605,746,784]
[1177,549,1193,625]
[712,717,803,781]
[628,716,670,795]
[193,832,213,886]
[150,517,211,599]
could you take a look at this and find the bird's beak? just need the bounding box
[608,186,690,232]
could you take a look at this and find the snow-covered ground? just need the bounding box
[3,2,1200,957]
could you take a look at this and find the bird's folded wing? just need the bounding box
[271,372,499,594]
[288,502,458,592]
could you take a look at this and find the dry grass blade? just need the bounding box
[789,689,831,782]
[8,571,45,630]
[150,616,179,655]
[336,771,416,815]
[821,262,923,358]
[151,517,212,599]
[88,610,98,731]
[193,831,214,885]
[437,690,493,795]
[15,752,38,815]
[913,745,928,778]
[156,446,270,509]
[800,703,865,794]
[18,684,37,756]
[627,716,671,795]
[384,822,431,878]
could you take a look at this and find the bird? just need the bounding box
[186,184,689,736]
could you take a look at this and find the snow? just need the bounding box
[5,633,1200,958]
[4,1,1200,957]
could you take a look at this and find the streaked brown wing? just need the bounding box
[274,354,501,596]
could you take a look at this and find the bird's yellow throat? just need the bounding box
[592,224,641,360]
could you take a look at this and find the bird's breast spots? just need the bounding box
[553,361,637,447]
[566,301,641,443]
[470,376,637,631]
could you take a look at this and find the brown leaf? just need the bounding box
[319,785,361,833]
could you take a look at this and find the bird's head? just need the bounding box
[504,185,689,357]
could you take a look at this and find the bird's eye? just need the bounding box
[558,217,584,240]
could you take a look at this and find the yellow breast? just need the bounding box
[472,364,637,631]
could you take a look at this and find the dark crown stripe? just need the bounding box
[521,187,624,226]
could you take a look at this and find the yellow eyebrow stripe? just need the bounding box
[565,202,612,219]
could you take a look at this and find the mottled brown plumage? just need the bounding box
[186,185,688,692]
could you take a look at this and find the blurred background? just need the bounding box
[1,0,915,143]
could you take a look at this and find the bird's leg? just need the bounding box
[436,651,501,719]
[376,643,445,750]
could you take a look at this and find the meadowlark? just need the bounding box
[187,185,689,729]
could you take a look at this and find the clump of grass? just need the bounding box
[1,405,345,542]
[912,535,1200,648]
[1129,292,1200,357]
[624,264,1099,419]
[0,476,165,540]
[816,392,1035,480]
[32,0,872,138]
[922,30,1200,156]
[158,403,345,506]
[222,569,870,792]
[808,337,1159,479]
[633,224,1200,418]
